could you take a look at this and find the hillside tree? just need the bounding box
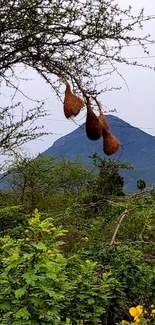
[137,179,146,192]
[2,155,93,212]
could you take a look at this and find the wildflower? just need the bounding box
[47,249,53,254]
[129,306,143,321]
[151,309,155,314]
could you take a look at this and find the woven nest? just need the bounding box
[64,82,84,118]
[103,131,121,155]
[85,97,102,141]
[99,112,110,135]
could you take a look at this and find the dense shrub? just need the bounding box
[0,209,121,325]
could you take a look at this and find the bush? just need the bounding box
[1,209,154,325]
[0,206,28,237]
[0,209,121,325]
[0,209,69,325]
[66,257,121,325]
[80,243,155,323]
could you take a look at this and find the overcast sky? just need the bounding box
[2,0,155,158]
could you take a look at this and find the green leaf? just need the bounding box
[15,306,30,320]
[31,242,47,251]
[0,301,10,310]
[23,270,38,285]
[87,298,95,305]
[15,286,27,299]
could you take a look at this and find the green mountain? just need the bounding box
[43,115,155,193]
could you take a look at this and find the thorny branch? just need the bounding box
[0,0,155,94]
[0,0,155,156]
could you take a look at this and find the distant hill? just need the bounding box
[42,115,155,193]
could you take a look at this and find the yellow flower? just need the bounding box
[129,306,143,321]
[151,309,155,314]
[47,249,53,254]
[25,229,30,234]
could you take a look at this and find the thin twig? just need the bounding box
[110,206,138,245]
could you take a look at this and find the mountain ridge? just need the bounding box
[42,115,155,193]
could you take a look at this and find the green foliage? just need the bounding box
[0,209,122,325]
[3,156,93,213]
[0,206,28,237]
[104,245,155,304]
[0,0,155,321]
[66,257,121,325]
[0,209,69,325]
[90,153,134,197]
[137,179,146,192]
[80,244,155,323]
[1,155,155,325]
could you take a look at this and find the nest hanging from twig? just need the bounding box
[85,95,102,141]
[99,112,110,135]
[103,131,121,156]
[94,98,120,155]
[63,81,84,118]
[94,98,110,135]
[63,81,121,155]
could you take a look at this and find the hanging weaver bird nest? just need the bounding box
[63,81,84,118]
[103,131,121,156]
[95,98,110,135]
[99,112,110,135]
[85,95,102,141]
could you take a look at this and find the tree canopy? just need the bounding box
[0,0,155,160]
[1,0,154,94]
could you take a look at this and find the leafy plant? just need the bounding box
[0,209,69,324]
[0,209,122,325]
[137,180,146,192]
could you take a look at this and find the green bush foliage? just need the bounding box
[0,155,155,325]
[0,209,122,325]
